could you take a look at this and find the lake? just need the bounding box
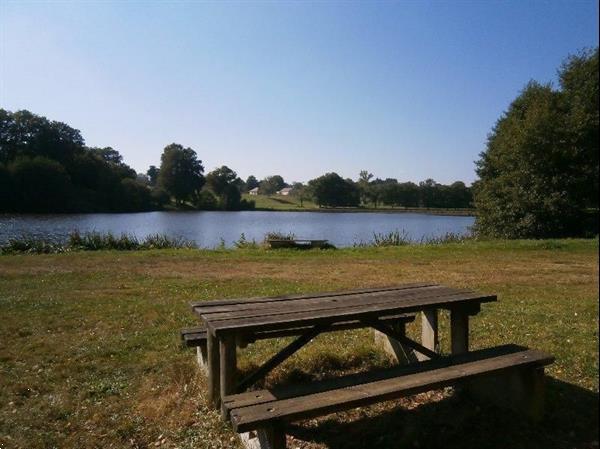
[0,211,475,248]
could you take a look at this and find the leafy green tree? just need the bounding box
[259,175,286,195]
[559,48,599,208]
[0,109,85,165]
[245,175,259,191]
[474,49,598,238]
[357,170,374,205]
[0,163,13,211]
[9,157,72,212]
[308,172,360,207]
[446,181,473,208]
[157,143,205,205]
[205,165,242,210]
[206,166,238,195]
[291,182,307,207]
[147,165,160,187]
[114,178,153,212]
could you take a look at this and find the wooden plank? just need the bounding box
[450,308,469,355]
[181,329,207,348]
[198,286,462,321]
[204,289,480,330]
[191,282,437,310]
[207,291,496,336]
[421,309,439,360]
[207,332,221,407]
[220,334,237,418]
[180,326,206,337]
[224,345,528,410]
[185,316,415,347]
[228,347,554,432]
[248,313,415,341]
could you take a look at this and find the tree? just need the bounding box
[114,178,153,212]
[205,165,242,210]
[259,175,285,195]
[474,48,599,238]
[90,147,123,164]
[147,165,160,187]
[0,109,85,165]
[419,179,442,208]
[559,48,599,208]
[157,143,205,205]
[9,157,72,212]
[245,175,259,191]
[446,181,473,208]
[357,170,373,205]
[206,166,238,196]
[308,172,360,207]
[290,182,307,207]
[0,163,13,211]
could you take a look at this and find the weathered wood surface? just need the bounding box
[180,327,207,347]
[181,314,416,347]
[191,283,437,309]
[193,284,496,336]
[225,345,554,432]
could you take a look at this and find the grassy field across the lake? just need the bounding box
[0,239,598,449]
[243,193,475,215]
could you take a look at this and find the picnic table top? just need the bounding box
[193,282,496,337]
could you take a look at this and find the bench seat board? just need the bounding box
[226,345,553,432]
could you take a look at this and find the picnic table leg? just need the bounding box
[220,334,237,418]
[420,309,439,360]
[207,332,221,408]
[450,308,469,355]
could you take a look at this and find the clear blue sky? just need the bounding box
[1,1,598,185]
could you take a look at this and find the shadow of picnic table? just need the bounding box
[284,377,598,449]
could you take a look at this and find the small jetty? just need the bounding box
[267,238,330,249]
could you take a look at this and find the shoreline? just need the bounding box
[0,207,477,217]
[252,207,476,216]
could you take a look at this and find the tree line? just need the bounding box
[0,109,473,213]
[0,111,257,213]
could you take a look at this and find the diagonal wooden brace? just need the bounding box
[236,325,328,392]
[367,320,441,360]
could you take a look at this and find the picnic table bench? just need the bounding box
[182,283,553,449]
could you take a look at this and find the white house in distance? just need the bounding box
[277,187,293,196]
[249,187,260,196]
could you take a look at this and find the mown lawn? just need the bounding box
[0,240,598,449]
[242,193,319,210]
[242,193,474,215]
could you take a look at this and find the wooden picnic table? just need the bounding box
[191,282,497,411]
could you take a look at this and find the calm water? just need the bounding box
[0,211,475,248]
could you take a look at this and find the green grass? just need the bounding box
[0,239,598,448]
[243,193,319,210]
